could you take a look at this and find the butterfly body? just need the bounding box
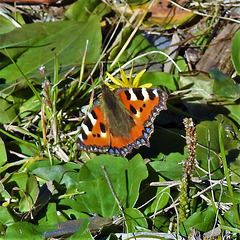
[77,84,168,157]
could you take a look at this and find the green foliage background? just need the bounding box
[0,0,240,239]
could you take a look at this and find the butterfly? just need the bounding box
[77,84,168,157]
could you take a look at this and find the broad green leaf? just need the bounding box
[0,138,7,166]
[214,116,240,182]
[151,215,170,232]
[124,208,148,233]
[0,19,101,86]
[224,206,240,229]
[214,188,240,206]
[150,151,185,180]
[230,157,240,183]
[38,203,67,226]
[196,120,223,179]
[2,222,47,240]
[179,207,216,235]
[231,30,240,73]
[179,74,213,101]
[127,154,149,207]
[32,165,78,189]
[140,72,178,91]
[19,174,39,213]
[0,15,18,35]
[215,114,240,151]
[225,105,240,124]
[178,73,226,119]
[0,207,15,226]
[61,209,90,222]
[61,155,148,218]
[210,68,240,101]
[5,172,28,191]
[0,98,18,124]
[0,12,24,35]
[65,0,110,22]
[143,176,170,215]
[28,158,72,170]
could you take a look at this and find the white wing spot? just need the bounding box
[135,111,141,118]
[82,123,91,135]
[101,132,107,138]
[129,88,138,101]
[153,89,159,97]
[88,112,97,126]
[141,88,149,100]
[78,134,83,142]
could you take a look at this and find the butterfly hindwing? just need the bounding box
[108,121,149,156]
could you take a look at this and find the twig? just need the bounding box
[101,165,123,212]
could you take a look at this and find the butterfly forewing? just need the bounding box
[77,106,110,153]
[116,88,168,125]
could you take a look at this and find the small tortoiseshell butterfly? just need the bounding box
[77,84,168,157]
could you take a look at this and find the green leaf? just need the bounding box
[143,176,170,215]
[224,206,240,229]
[0,15,17,35]
[61,210,90,222]
[127,154,149,207]
[38,203,67,226]
[231,30,240,73]
[196,120,223,179]
[124,208,148,233]
[215,114,240,151]
[180,207,216,235]
[19,174,39,213]
[140,72,178,91]
[150,152,185,180]
[151,215,170,232]
[0,19,101,86]
[0,98,17,124]
[225,105,240,124]
[32,165,78,189]
[0,207,15,226]
[2,222,46,240]
[179,74,213,101]
[0,138,7,167]
[210,68,240,101]
[65,0,110,22]
[6,172,28,190]
[61,155,148,218]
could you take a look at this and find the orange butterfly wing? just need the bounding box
[77,106,110,153]
[77,87,168,156]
